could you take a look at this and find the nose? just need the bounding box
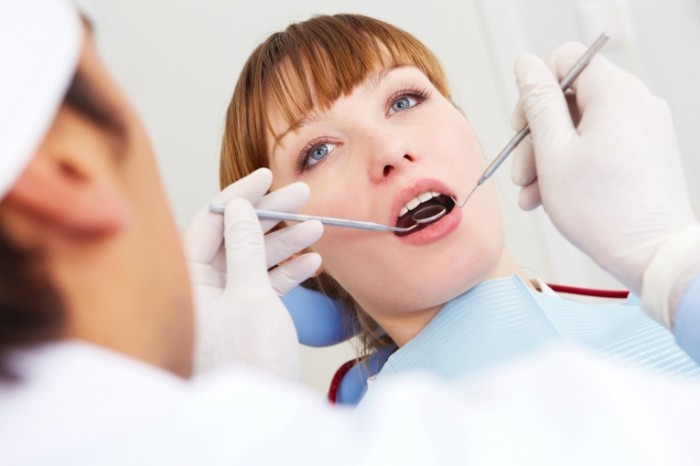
[363,128,417,182]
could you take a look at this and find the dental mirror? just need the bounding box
[411,204,448,224]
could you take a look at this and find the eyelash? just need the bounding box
[385,86,431,115]
[296,86,432,172]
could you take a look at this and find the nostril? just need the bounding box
[383,165,393,177]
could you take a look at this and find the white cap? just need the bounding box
[0,0,82,200]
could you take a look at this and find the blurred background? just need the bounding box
[74,0,700,394]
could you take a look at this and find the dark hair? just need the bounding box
[0,69,124,382]
[64,70,127,144]
[0,230,65,381]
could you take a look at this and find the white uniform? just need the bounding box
[2,341,700,465]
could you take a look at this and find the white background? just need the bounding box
[75,0,700,393]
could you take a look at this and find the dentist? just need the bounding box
[2,1,700,464]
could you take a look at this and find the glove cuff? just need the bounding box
[641,225,700,329]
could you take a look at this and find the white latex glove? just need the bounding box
[511,42,700,328]
[184,168,323,378]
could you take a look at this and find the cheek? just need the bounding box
[445,118,485,173]
[268,159,295,190]
[297,159,375,218]
[275,164,382,275]
[302,177,374,260]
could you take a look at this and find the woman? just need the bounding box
[219,14,699,403]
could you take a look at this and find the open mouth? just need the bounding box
[395,192,456,237]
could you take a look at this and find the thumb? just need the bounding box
[183,168,272,265]
[222,197,271,293]
[513,53,576,151]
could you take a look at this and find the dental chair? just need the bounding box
[283,284,630,406]
[282,286,384,405]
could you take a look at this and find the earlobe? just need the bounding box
[5,153,131,237]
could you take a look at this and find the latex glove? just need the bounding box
[511,42,700,328]
[184,168,323,378]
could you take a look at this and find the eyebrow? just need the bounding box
[64,69,129,156]
[79,13,94,33]
[273,113,319,151]
[62,13,129,157]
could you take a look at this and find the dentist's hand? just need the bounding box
[184,168,323,378]
[511,42,699,328]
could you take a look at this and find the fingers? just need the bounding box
[269,253,322,296]
[181,207,221,265]
[266,219,323,296]
[512,136,542,211]
[548,42,648,117]
[216,167,274,204]
[511,136,536,187]
[510,50,580,205]
[222,197,270,293]
[255,182,311,233]
[518,180,542,211]
[264,220,323,268]
[183,168,273,264]
[513,53,576,149]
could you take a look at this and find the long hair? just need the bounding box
[219,14,451,358]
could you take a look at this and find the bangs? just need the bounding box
[262,14,449,142]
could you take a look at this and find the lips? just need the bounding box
[395,194,456,237]
[391,179,457,237]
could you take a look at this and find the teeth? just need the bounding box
[406,197,421,212]
[418,192,433,203]
[399,191,441,217]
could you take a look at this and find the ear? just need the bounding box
[5,152,131,237]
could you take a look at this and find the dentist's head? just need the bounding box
[0,0,81,200]
[0,0,194,380]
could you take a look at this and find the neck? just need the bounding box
[375,250,531,347]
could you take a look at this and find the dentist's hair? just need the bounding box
[219,13,451,357]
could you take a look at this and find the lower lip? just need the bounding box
[396,206,462,245]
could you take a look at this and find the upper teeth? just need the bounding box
[399,191,441,217]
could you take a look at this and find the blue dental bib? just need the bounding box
[373,275,699,388]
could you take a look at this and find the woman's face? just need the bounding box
[267,65,512,335]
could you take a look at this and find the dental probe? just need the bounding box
[455,31,610,210]
[208,205,420,232]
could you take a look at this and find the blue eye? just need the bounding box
[304,142,336,167]
[390,96,417,114]
[386,87,430,116]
